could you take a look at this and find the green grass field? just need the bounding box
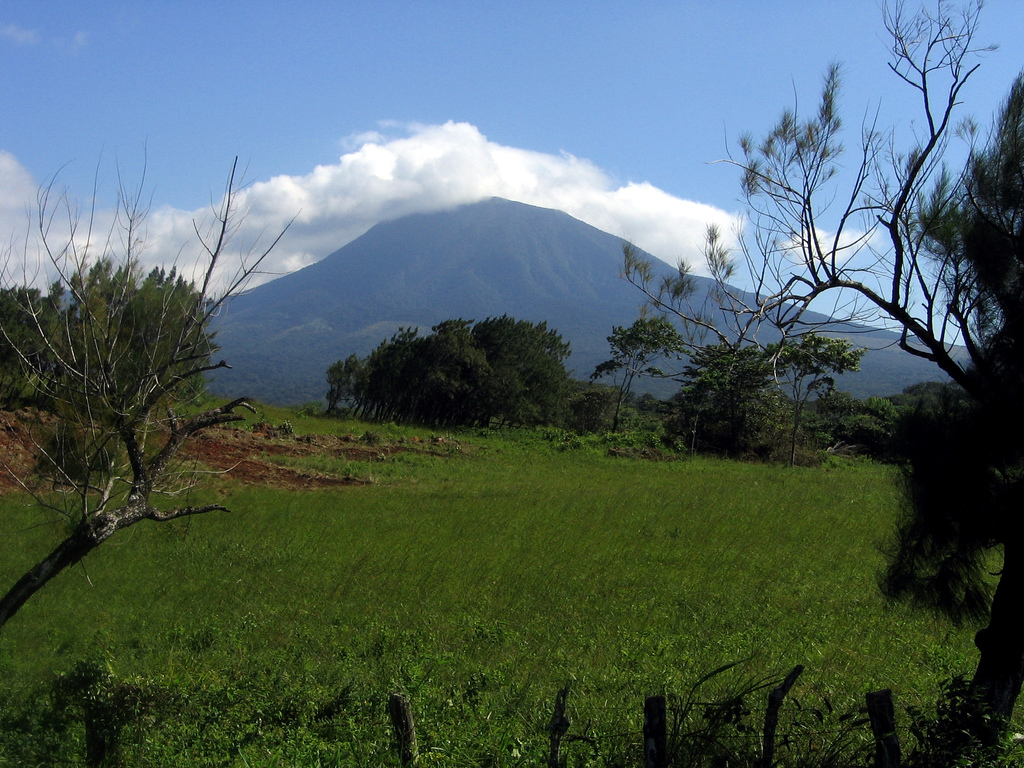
[0,413,986,766]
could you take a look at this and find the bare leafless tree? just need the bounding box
[0,158,289,634]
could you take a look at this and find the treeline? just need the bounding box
[582,342,954,464]
[323,315,960,464]
[663,352,952,462]
[326,316,572,427]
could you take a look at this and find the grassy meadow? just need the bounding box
[0,408,984,766]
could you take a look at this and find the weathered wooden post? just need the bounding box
[84,705,111,768]
[866,689,901,768]
[644,694,668,768]
[388,691,418,766]
[547,683,571,768]
[760,665,804,768]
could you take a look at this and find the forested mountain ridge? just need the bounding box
[208,197,944,404]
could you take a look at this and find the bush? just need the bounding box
[905,676,1024,767]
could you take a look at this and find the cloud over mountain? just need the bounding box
[2,122,739,290]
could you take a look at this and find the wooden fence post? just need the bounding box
[388,692,418,766]
[644,695,668,768]
[547,683,571,768]
[866,689,901,768]
[760,665,804,768]
[83,704,111,768]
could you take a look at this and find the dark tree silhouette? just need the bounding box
[881,71,1024,737]
[627,1,1024,734]
[330,315,571,428]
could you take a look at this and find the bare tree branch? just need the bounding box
[0,158,288,636]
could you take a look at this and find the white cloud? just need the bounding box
[0,154,137,289]
[62,30,89,53]
[0,151,36,212]
[229,121,740,285]
[2,123,741,293]
[0,151,43,283]
[1,24,39,45]
[0,23,88,51]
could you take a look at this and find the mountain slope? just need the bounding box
[209,197,945,404]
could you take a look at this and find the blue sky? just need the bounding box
[2,1,1024,286]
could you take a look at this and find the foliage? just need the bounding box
[326,315,572,428]
[881,70,1024,732]
[886,381,970,413]
[626,0,1024,730]
[325,354,364,414]
[0,284,60,408]
[669,343,785,457]
[771,336,863,402]
[32,263,214,486]
[807,390,901,460]
[592,314,686,431]
[470,315,573,428]
[770,334,865,466]
[881,394,997,625]
[904,676,1024,767]
[564,381,619,434]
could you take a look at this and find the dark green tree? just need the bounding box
[672,343,781,456]
[880,71,1024,734]
[565,382,619,434]
[471,315,572,427]
[332,316,572,428]
[350,321,482,426]
[325,354,365,415]
[592,314,685,431]
[356,327,423,422]
[419,319,488,426]
[887,381,970,413]
[1,286,51,408]
[808,390,900,459]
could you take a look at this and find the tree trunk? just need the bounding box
[0,520,105,633]
[789,401,804,468]
[969,539,1024,743]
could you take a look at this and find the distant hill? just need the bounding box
[209,197,946,404]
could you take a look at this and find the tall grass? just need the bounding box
[0,423,982,765]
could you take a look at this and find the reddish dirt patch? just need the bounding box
[0,410,48,492]
[0,411,441,493]
[181,427,413,489]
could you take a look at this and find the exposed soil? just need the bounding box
[0,411,448,493]
[180,426,410,490]
[0,411,37,492]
